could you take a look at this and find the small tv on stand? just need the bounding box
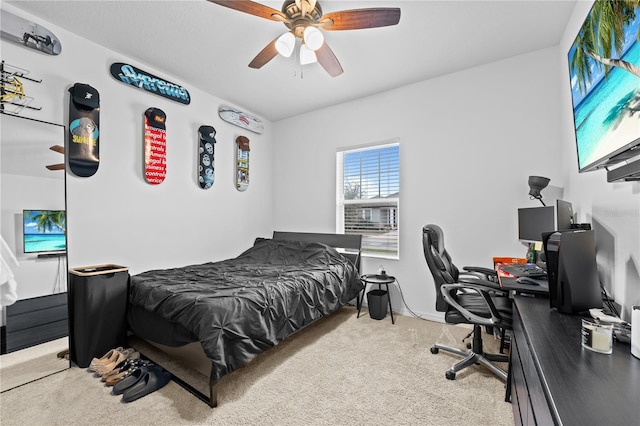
[543,230,602,314]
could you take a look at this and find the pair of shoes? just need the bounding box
[98,349,140,378]
[94,348,139,376]
[88,347,123,372]
[103,359,151,386]
[112,365,171,402]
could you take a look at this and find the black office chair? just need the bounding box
[422,224,511,381]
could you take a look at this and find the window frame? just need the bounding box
[336,139,400,260]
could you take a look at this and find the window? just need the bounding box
[336,141,399,259]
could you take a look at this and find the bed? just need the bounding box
[127,231,363,407]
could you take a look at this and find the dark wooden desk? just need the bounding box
[510,296,640,425]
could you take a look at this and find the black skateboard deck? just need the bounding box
[144,107,167,185]
[68,83,100,177]
[198,125,216,189]
[110,62,190,105]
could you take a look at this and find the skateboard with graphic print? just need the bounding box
[144,107,167,184]
[68,83,100,177]
[198,125,216,189]
[1,9,62,55]
[219,105,264,134]
[236,136,250,192]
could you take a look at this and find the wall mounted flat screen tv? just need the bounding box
[23,210,66,254]
[567,0,640,172]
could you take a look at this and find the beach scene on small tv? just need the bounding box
[23,210,66,254]
[568,0,640,172]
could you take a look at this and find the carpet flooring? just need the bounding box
[0,307,514,425]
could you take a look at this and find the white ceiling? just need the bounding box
[7,0,577,122]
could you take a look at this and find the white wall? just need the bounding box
[273,47,564,320]
[1,4,275,282]
[1,174,66,300]
[558,2,640,321]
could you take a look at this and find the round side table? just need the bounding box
[357,274,395,324]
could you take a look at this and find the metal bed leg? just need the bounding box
[209,384,218,407]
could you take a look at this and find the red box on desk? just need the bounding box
[493,257,527,269]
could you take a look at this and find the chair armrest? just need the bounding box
[457,276,504,292]
[463,266,496,276]
[440,282,505,327]
[462,266,498,282]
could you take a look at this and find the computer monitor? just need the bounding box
[518,206,555,242]
[556,199,574,231]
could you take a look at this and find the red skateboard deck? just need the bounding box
[143,107,167,185]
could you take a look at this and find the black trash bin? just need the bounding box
[68,264,129,368]
[367,289,389,320]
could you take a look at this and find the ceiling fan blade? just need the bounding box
[46,164,65,171]
[316,42,343,77]
[50,145,64,154]
[248,39,279,69]
[320,8,401,31]
[207,1,287,22]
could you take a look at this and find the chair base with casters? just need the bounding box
[430,323,508,381]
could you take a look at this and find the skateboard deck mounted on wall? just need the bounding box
[198,125,217,189]
[0,9,62,55]
[219,105,264,134]
[110,62,190,105]
[68,83,100,177]
[235,136,250,192]
[143,107,167,185]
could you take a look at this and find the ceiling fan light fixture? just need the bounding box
[275,32,295,57]
[303,26,324,51]
[295,0,317,17]
[300,43,317,65]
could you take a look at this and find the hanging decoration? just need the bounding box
[143,107,167,185]
[198,125,217,189]
[0,61,42,115]
[110,62,190,105]
[68,83,100,177]
[0,9,62,55]
[235,136,250,192]
[219,105,264,134]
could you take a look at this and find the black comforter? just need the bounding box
[129,238,363,384]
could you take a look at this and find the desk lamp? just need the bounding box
[528,176,550,206]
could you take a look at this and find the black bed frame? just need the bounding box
[137,231,362,408]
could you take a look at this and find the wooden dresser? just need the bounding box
[1,292,68,354]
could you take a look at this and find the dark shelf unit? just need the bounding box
[1,292,68,354]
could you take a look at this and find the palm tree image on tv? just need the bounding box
[568,0,640,171]
[23,210,66,253]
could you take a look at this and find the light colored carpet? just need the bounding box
[0,337,69,392]
[0,307,514,425]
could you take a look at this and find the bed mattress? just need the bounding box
[128,238,363,384]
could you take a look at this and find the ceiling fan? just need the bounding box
[46,145,64,171]
[208,0,401,77]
